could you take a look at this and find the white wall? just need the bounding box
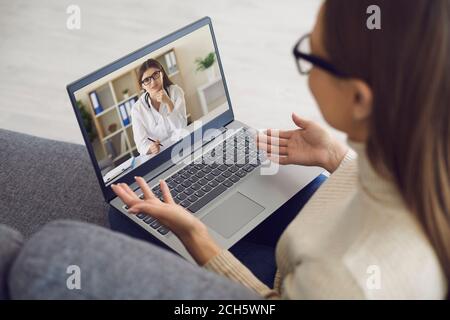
[0,0,345,144]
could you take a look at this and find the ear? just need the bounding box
[349,79,373,121]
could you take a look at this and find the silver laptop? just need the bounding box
[67,17,323,263]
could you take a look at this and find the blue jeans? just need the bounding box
[109,174,327,288]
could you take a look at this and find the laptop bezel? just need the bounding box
[66,17,235,202]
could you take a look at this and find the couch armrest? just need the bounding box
[0,129,109,238]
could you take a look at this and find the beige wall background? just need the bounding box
[173,25,221,121]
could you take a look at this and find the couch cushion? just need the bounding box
[9,220,260,299]
[0,224,24,300]
[0,129,109,238]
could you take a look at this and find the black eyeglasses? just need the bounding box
[141,70,161,86]
[293,33,348,78]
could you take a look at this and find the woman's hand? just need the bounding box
[257,113,348,173]
[154,71,173,111]
[111,177,221,265]
[155,89,171,105]
[147,140,161,154]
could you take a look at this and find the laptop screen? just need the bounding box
[70,21,231,189]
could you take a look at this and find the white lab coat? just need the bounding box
[131,84,187,155]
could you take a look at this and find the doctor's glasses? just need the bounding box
[141,71,161,86]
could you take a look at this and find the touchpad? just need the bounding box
[201,192,265,239]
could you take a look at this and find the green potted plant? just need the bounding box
[122,88,130,100]
[195,52,217,81]
[77,100,96,142]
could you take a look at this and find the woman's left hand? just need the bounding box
[111,177,221,265]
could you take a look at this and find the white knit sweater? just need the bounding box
[204,141,447,299]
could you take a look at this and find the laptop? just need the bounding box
[67,17,323,263]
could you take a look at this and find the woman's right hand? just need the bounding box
[147,140,161,155]
[257,113,348,173]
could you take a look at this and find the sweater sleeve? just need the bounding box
[339,147,357,168]
[203,250,280,299]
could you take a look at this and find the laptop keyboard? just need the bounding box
[126,128,266,236]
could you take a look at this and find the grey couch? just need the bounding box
[0,129,259,299]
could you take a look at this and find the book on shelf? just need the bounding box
[124,100,132,120]
[89,91,103,115]
[118,104,130,126]
[165,51,178,74]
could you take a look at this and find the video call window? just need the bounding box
[74,25,229,185]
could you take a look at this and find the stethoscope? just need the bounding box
[142,89,172,130]
[142,92,160,126]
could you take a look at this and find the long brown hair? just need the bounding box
[138,58,174,94]
[323,0,449,295]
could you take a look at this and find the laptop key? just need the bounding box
[201,167,212,173]
[201,185,212,192]
[221,171,232,178]
[188,176,198,183]
[136,213,146,219]
[187,184,227,213]
[223,180,233,188]
[188,195,198,202]
[150,220,162,229]
[191,183,201,190]
[176,193,187,201]
[243,164,255,172]
[174,177,183,184]
[210,163,219,169]
[180,200,192,208]
[143,216,156,224]
[214,175,226,183]
[194,190,205,197]
[208,180,219,188]
[157,226,170,235]
[236,170,247,178]
[229,175,240,183]
[211,169,222,176]
[181,173,190,179]
[181,181,191,188]
[195,171,205,178]
[175,185,184,193]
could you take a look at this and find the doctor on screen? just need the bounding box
[131,59,187,155]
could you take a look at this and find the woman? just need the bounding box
[113,0,449,299]
[131,59,187,155]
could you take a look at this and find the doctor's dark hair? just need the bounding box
[323,0,449,295]
[138,58,174,94]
